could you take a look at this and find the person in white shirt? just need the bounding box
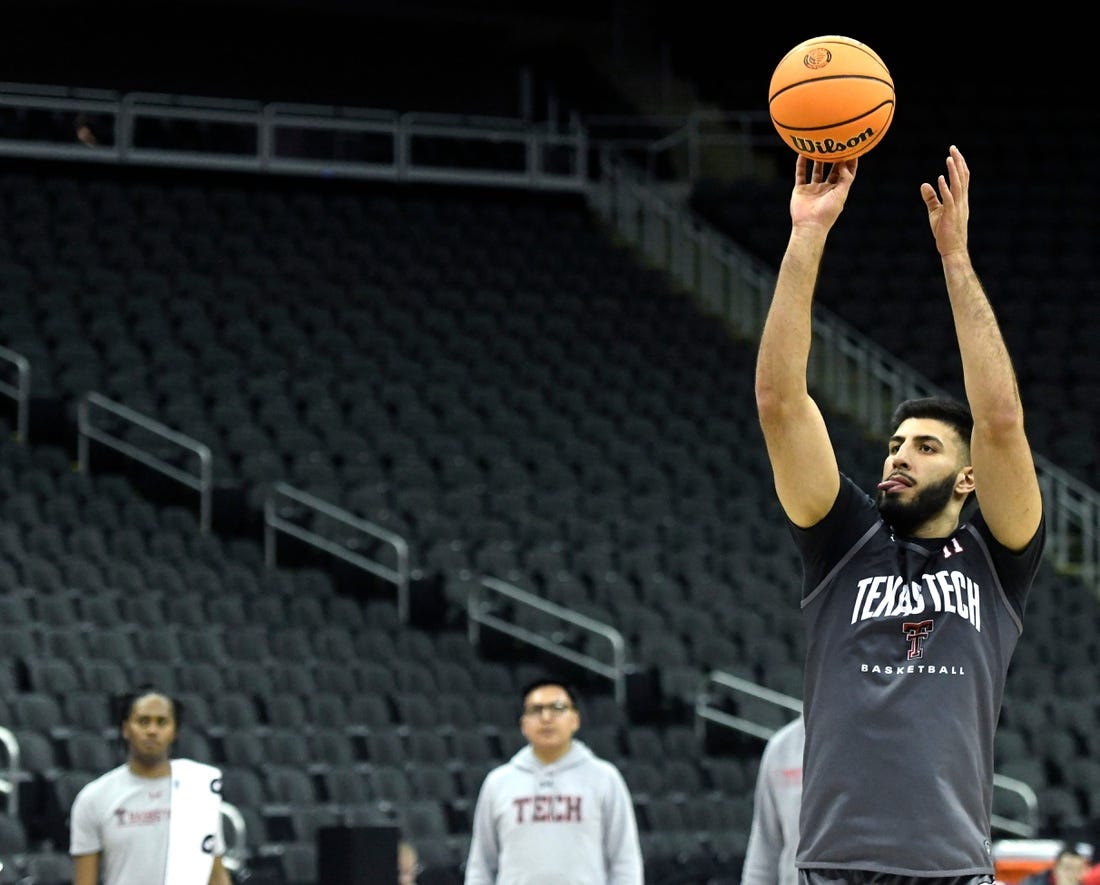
[70,685,230,885]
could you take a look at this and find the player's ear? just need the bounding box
[956,465,975,494]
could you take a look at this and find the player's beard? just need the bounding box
[877,472,957,536]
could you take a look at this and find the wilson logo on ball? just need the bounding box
[769,35,895,162]
[790,129,876,157]
[802,49,832,70]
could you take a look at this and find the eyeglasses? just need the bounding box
[522,701,574,718]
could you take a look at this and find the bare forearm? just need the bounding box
[756,230,826,409]
[72,854,99,885]
[943,252,1022,425]
[755,227,843,524]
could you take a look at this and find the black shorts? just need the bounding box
[800,870,996,885]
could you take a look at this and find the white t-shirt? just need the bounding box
[70,763,225,885]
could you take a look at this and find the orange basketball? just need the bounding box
[768,35,895,161]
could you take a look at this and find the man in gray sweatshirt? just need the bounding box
[464,677,644,884]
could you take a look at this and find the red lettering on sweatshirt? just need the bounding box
[512,795,583,822]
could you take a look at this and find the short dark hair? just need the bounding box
[519,677,580,712]
[891,396,974,460]
[115,684,183,732]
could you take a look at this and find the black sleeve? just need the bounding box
[968,507,1047,621]
[786,474,880,599]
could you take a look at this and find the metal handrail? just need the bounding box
[694,670,803,743]
[0,344,29,442]
[0,726,21,819]
[263,482,411,622]
[583,107,774,181]
[469,575,629,705]
[695,670,1038,837]
[77,391,213,533]
[220,799,248,872]
[991,773,1041,839]
[0,82,589,192]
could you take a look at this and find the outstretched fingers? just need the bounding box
[946,145,969,207]
[948,145,969,184]
[938,172,955,208]
[922,145,970,254]
[938,148,971,208]
[920,180,940,211]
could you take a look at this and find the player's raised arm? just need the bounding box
[755,155,856,528]
[921,145,1042,549]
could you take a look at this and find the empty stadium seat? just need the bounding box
[219,729,266,769]
[318,764,372,807]
[222,661,277,703]
[8,694,66,736]
[263,730,312,768]
[0,626,38,660]
[261,765,319,810]
[394,798,452,839]
[209,693,262,732]
[221,765,266,811]
[305,729,359,770]
[61,731,118,773]
[362,729,406,769]
[0,812,28,857]
[433,692,482,730]
[270,840,318,885]
[453,727,502,766]
[368,764,415,807]
[58,693,111,742]
[265,695,308,730]
[24,658,82,696]
[345,694,394,732]
[405,729,451,765]
[175,661,229,696]
[391,692,438,730]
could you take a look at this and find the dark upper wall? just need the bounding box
[1,1,630,111]
[5,3,1083,119]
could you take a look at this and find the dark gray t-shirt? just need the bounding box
[789,474,1044,876]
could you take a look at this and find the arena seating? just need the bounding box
[0,152,1095,881]
[0,24,1097,876]
[0,420,770,881]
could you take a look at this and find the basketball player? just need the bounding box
[754,144,1045,885]
[70,686,231,885]
[463,677,643,884]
